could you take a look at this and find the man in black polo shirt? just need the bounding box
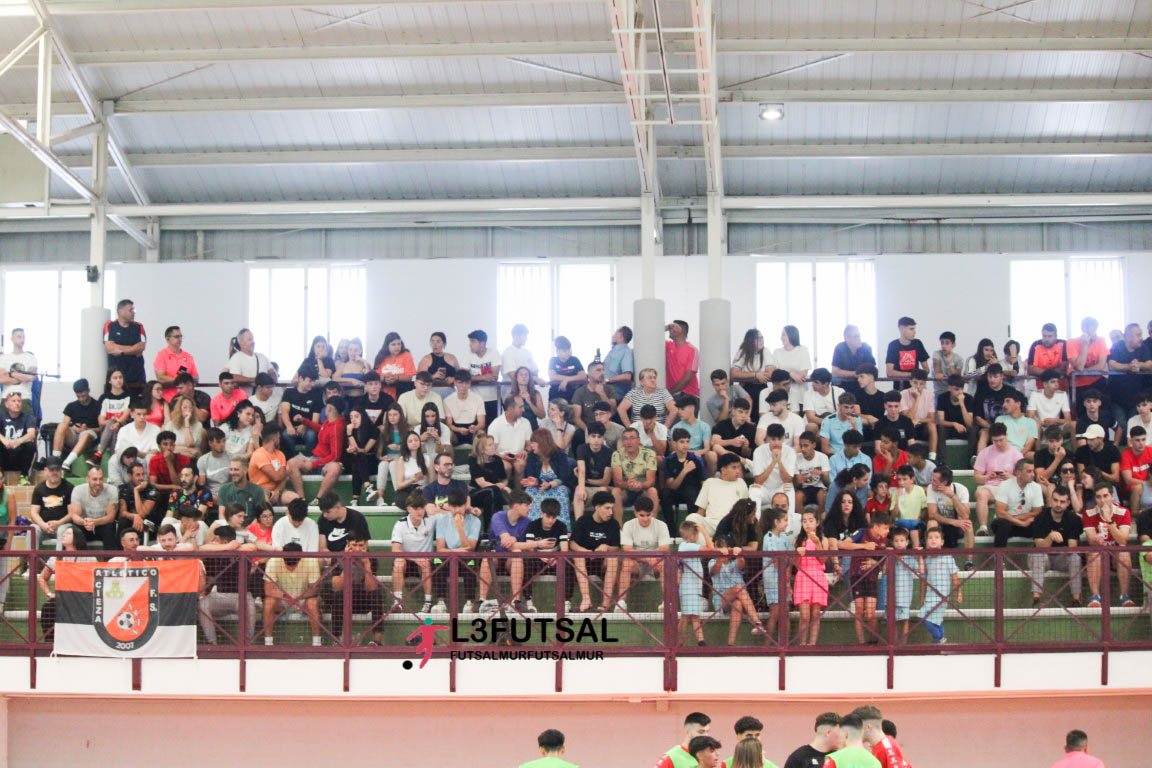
[279,371,323,457]
[28,457,74,547]
[103,299,147,391]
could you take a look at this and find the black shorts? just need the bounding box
[912,423,933,442]
[799,486,823,506]
[850,570,879,600]
[580,557,609,579]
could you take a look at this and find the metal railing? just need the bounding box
[0,543,1147,690]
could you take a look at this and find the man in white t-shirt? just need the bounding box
[501,324,539,383]
[114,402,161,464]
[749,423,797,511]
[616,497,670,612]
[0,328,38,404]
[488,397,532,483]
[927,465,974,555]
[802,368,842,432]
[465,330,502,425]
[271,498,320,551]
[248,372,282,424]
[755,389,807,448]
[688,454,749,535]
[1026,369,1073,437]
[991,458,1044,548]
[443,370,487,445]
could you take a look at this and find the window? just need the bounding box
[497,262,616,371]
[1008,257,1125,341]
[1,268,117,380]
[248,265,366,374]
[754,259,876,366]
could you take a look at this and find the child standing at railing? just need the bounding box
[848,515,892,644]
[891,465,927,548]
[793,509,831,646]
[864,473,892,522]
[677,520,709,646]
[760,509,792,641]
[920,525,962,644]
[877,527,921,643]
[710,535,768,645]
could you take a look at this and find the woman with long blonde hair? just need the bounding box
[165,394,204,458]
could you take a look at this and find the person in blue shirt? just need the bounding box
[431,490,482,614]
[669,396,715,475]
[602,326,635,388]
[478,490,534,614]
[829,429,873,478]
[820,393,863,455]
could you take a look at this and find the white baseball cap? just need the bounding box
[1078,424,1105,440]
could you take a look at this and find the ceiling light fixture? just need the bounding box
[759,103,785,121]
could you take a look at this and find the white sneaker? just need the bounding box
[479,599,499,615]
[563,600,571,614]
[524,599,537,613]
[976,525,989,537]
[431,599,447,614]
[615,599,628,613]
[461,600,474,613]
[420,600,433,614]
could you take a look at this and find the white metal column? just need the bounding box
[81,124,109,387]
[635,190,666,386]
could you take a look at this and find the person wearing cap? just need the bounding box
[1074,424,1121,486]
[28,456,74,548]
[248,372,282,424]
[0,391,36,477]
[995,389,1038,459]
[802,368,842,433]
[0,328,38,407]
[53,378,101,473]
[464,329,501,426]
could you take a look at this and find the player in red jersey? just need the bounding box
[852,706,911,768]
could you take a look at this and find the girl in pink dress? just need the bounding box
[793,509,831,646]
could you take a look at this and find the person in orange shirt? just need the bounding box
[1026,322,1069,381]
[210,372,250,426]
[153,325,198,402]
[1066,316,1110,392]
[249,424,294,505]
[373,332,417,401]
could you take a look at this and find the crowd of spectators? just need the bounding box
[5,301,1152,646]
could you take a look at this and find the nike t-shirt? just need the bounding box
[317,507,370,552]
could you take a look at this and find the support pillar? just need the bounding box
[634,193,666,386]
[699,194,730,398]
[82,125,110,388]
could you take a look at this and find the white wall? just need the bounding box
[26,251,1152,422]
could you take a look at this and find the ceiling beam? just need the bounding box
[606,0,658,197]
[0,108,95,198]
[51,141,1152,168]
[723,193,1152,210]
[0,0,592,14]
[7,87,1151,119]
[4,36,1148,69]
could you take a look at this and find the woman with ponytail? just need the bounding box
[227,328,272,390]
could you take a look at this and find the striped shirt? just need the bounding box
[624,387,674,422]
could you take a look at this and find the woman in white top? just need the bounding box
[772,325,811,412]
[392,430,428,508]
[165,394,204,459]
[221,401,258,460]
[544,399,577,455]
[227,329,272,389]
[618,367,678,425]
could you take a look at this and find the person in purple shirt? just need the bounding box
[477,491,534,614]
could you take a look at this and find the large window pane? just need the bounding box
[3,270,58,377]
[248,268,271,370]
[755,262,787,343]
[556,263,613,364]
[497,263,552,369]
[305,266,329,348]
[814,262,847,367]
[845,260,877,360]
[327,266,367,349]
[1069,259,1124,339]
[1010,260,1066,341]
[267,267,307,374]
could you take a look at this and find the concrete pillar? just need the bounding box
[699,193,731,397]
[84,125,110,388]
[635,194,666,386]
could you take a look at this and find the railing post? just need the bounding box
[237,552,249,650]
[449,554,459,618]
[884,550,896,688]
[994,550,1004,684]
[1099,547,1111,646]
[28,549,37,646]
[342,550,352,648]
[663,550,677,691]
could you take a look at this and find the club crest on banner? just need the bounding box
[92,566,159,652]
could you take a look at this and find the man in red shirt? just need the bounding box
[1120,425,1152,514]
[153,325,199,402]
[1082,484,1134,609]
[210,371,250,425]
[148,430,192,519]
[872,429,908,475]
[653,712,711,768]
[853,706,911,768]
[665,320,701,398]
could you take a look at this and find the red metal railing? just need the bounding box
[1,541,1148,691]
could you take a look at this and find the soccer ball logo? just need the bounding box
[116,609,139,633]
